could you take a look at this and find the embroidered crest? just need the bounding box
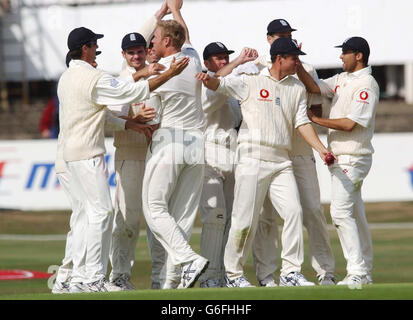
[110,78,119,88]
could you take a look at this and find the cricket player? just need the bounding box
[239,19,336,286]
[57,26,189,292]
[196,37,335,287]
[141,0,209,290]
[198,42,258,288]
[296,36,379,286]
[107,2,171,292]
[52,56,150,294]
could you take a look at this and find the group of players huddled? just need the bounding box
[52,0,379,293]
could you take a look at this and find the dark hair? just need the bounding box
[69,42,93,60]
[359,51,369,66]
[270,54,288,63]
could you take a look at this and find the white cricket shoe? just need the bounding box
[178,256,209,289]
[200,279,221,288]
[52,281,70,294]
[366,274,373,284]
[84,277,111,293]
[279,272,315,287]
[109,274,135,291]
[317,273,336,286]
[259,275,278,287]
[337,274,368,286]
[68,282,86,293]
[226,276,255,288]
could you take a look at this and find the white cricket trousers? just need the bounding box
[109,159,146,281]
[67,155,114,284]
[55,172,86,283]
[142,128,204,269]
[329,154,373,276]
[199,162,235,283]
[252,155,335,279]
[224,155,304,280]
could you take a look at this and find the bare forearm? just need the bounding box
[216,59,242,77]
[148,70,174,91]
[311,116,356,131]
[171,9,190,43]
[297,123,327,153]
[297,63,321,94]
[205,77,221,91]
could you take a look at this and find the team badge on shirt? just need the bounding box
[110,78,119,88]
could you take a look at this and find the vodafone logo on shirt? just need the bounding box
[360,91,369,100]
[357,90,370,104]
[258,89,272,102]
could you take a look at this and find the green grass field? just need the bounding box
[0,203,413,300]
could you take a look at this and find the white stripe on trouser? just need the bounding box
[252,155,335,279]
[67,155,114,284]
[109,159,145,281]
[224,156,304,280]
[55,172,86,283]
[329,154,373,276]
[142,129,204,268]
[199,164,234,283]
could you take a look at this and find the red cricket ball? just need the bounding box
[325,153,335,166]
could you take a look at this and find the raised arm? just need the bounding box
[167,0,190,44]
[296,60,321,95]
[138,0,170,44]
[216,47,259,77]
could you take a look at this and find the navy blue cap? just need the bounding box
[335,36,370,59]
[270,38,306,56]
[267,19,296,35]
[203,42,234,60]
[67,27,103,51]
[121,32,147,50]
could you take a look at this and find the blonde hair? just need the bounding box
[157,20,186,50]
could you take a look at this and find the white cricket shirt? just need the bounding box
[317,66,379,155]
[150,44,206,131]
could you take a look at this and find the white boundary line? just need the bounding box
[1,223,413,241]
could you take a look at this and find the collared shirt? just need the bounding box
[317,66,380,155]
[218,67,309,129]
[318,66,378,128]
[69,59,150,107]
[150,44,205,131]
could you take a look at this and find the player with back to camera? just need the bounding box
[141,0,209,290]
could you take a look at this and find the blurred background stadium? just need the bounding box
[0,0,412,298]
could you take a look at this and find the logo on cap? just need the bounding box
[216,42,225,49]
[130,34,136,41]
[280,20,288,26]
